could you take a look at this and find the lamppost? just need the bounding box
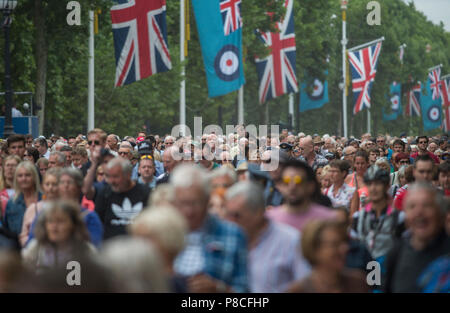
[341,0,348,139]
[1,0,17,139]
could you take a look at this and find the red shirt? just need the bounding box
[394,185,408,211]
[411,151,440,164]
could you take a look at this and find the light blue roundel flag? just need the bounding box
[191,0,245,98]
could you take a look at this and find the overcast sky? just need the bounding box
[403,0,450,32]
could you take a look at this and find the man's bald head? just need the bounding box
[299,136,313,156]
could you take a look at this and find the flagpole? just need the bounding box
[88,10,95,131]
[341,1,348,138]
[428,64,443,72]
[180,0,186,136]
[289,93,294,129]
[238,86,244,125]
[347,36,385,52]
[367,109,371,134]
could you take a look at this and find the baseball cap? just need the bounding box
[138,140,153,155]
[279,142,293,151]
[363,166,390,185]
[136,136,145,144]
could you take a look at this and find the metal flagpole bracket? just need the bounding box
[347,36,385,52]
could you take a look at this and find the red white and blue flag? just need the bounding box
[220,0,242,36]
[428,67,442,100]
[441,76,450,132]
[348,41,382,114]
[255,0,298,104]
[405,82,421,117]
[110,0,172,87]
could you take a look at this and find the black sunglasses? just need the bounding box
[88,140,100,146]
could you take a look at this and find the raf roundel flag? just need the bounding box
[192,0,245,98]
[421,77,442,131]
[299,74,329,113]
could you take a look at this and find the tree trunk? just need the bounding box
[34,0,47,135]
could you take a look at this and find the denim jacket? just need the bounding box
[4,192,42,236]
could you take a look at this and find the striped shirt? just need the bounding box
[249,220,311,292]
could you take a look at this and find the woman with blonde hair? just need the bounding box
[3,161,42,236]
[129,206,188,292]
[22,200,95,274]
[19,168,61,247]
[0,155,21,217]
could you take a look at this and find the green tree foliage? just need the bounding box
[0,0,448,137]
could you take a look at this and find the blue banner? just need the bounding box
[191,0,245,98]
[382,82,402,121]
[299,72,329,112]
[421,78,442,131]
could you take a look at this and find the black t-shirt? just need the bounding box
[95,182,150,240]
[384,230,450,293]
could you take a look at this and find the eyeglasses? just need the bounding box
[344,152,355,157]
[282,175,303,185]
[88,140,100,146]
[418,141,428,144]
[140,155,153,160]
[118,151,130,156]
[165,142,174,146]
[376,140,385,143]
[399,160,410,165]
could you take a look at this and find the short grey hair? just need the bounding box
[60,168,84,189]
[106,157,133,176]
[170,164,210,197]
[225,181,265,213]
[406,182,448,215]
[164,136,176,143]
[119,141,132,149]
[52,140,67,152]
[208,166,237,183]
[49,151,66,165]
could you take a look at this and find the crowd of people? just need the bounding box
[0,127,448,293]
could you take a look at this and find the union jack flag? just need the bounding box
[348,41,382,114]
[429,67,442,100]
[255,0,298,104]
[220,0,242,36]
[405,82,421,117]
[441,76,450,132]
[110,0,172,87]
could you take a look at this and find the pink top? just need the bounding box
[266,203,337,233]
[19,201,46,247]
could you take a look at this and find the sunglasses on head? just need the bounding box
[140,155,153,160]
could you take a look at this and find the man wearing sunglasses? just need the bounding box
[81,128,108,177]
[267,159,337,233]
[411,135,440,164]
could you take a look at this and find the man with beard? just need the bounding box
[266,159,336,233]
